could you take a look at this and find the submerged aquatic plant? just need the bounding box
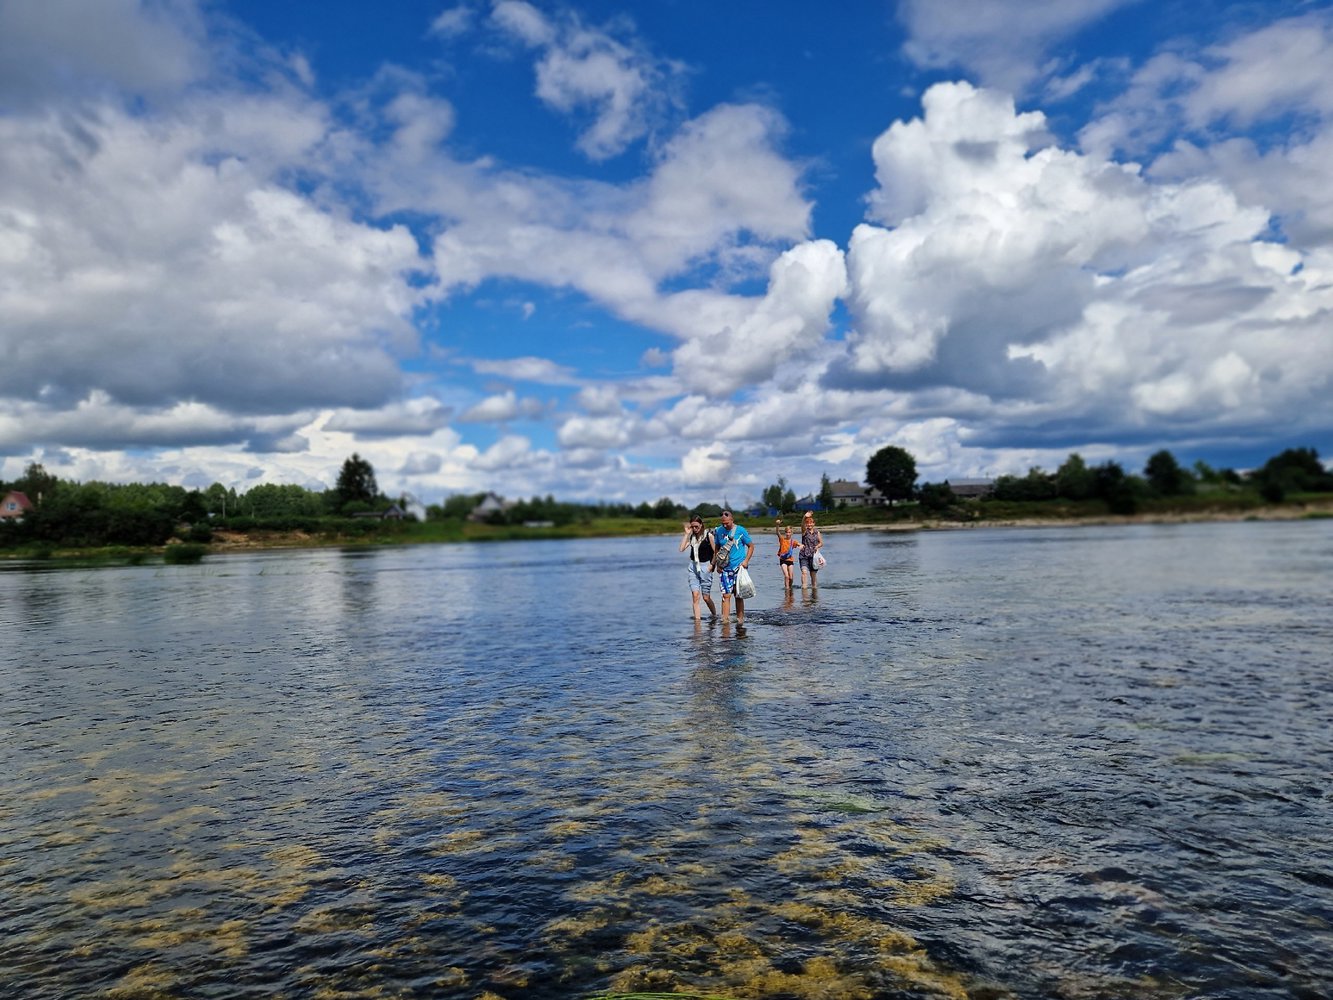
[163,543,207,564]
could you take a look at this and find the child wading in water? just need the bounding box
[775,518,795,590]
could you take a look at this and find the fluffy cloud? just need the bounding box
[457,390,546,423]
[323,399,453,437]
[471,433,537,471]
[680,442,731,488]
[1078,15,1333,156]
[557,411,643,450]
[408,100,810,328]
[0,392,303,451]
[0,0,208,107]
[835,81,1332,452]
[670,239,847,396]
[490,0,683,160]
[0,99,423,419]
[470,356,581,385]
[898,0,1135,94]
[1085,14,1333,248]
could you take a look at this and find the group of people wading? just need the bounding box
[679,509,824,625]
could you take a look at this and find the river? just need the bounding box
[2,519,1330,999]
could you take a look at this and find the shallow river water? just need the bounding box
[2,519,1331,999]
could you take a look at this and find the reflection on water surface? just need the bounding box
[2,521,1331,998]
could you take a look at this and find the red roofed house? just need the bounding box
[1,490,35,521]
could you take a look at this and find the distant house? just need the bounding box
[352,503,406,520]
[469,492,510,521]
[947,479,995,499]
[828,479,885,507]
[793,494,821,512]
[0,491,34,521]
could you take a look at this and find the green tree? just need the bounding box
[335,453,378,511]
[1254,447,1332,495]
[992,467,1057,502]
[818,473,834,512]
[1055,453,1093,500]
[652,496,681,519]
[243,483,326,519]
[1144,449,1189,496]
[762,478,789,513]
[866,446,918,503]
[1092,461,1140,515]
[16,462,59,503]
[917,481,956,513]
[180,490,208,524]
[435,493,485,520]
[204,482,238,518]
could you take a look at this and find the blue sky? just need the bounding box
[1,0,1330,507]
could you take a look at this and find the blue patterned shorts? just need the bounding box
[717,566,738,594]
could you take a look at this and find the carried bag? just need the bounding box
[813,550,827,569]
[735,566,756,600]
[711,530,734,572]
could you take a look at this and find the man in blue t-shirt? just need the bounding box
[712,509,756,625]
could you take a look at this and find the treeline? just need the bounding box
[935,447,1331,514]
[0,453,402,549]
[5,445,1326,550]
[425,493,706,526]
[0,450,720,550]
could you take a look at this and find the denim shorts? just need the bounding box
[687,560,712,595]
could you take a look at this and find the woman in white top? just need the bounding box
[679,514,718,621]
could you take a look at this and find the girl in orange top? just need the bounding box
[775,519,795,590]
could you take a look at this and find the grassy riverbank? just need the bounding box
[4,493,1331,565]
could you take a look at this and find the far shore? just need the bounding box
[813,500,1333,533]
[4,498,1331,563]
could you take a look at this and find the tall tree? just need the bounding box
[1255,447,1331,495]
[16,462,58,502]
[818,473,834,511]
[335,453,378,510]
[1144,449,1188,496]
[866,446,918,503]
[1055,453,1093,500]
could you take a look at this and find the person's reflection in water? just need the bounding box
[338,550,380,619]
[686,618,750,745]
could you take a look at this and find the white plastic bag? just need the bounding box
[735,565,757,599]
[813,550,827,569]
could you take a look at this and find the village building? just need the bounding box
[351,503,406,521]
[469,492,511,521]
[1,491,35,521]
[828,479,886,507]
[946,479,995,499]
